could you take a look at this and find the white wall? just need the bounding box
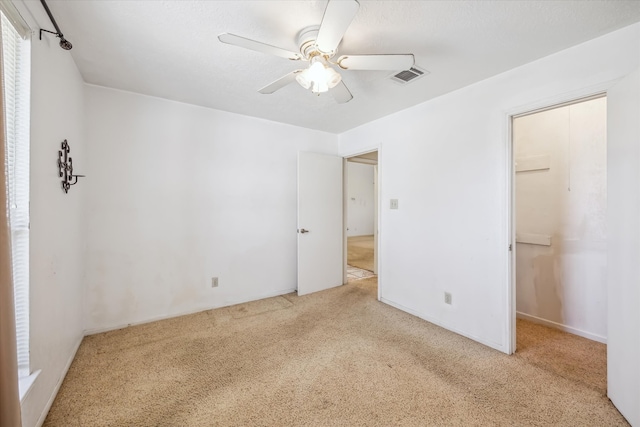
[84,85,338,332]
[514,98,607,342]
[339,23,640,352]
[21,28,87,427]
[347,162,375,237]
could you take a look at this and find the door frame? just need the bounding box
[343,146,382,301]
[504,82,615,354]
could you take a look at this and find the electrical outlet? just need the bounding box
[444,292,452,305]
[390,199,399,209]
[211,277,219,288]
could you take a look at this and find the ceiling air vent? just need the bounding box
[389,66,429,85]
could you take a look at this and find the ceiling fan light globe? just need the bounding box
[296,71,312,89]
[307,61,327,81]
[326,67,342,88]
[311,80,329,94]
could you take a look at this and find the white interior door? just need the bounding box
[607,67,640,427]
[298,151,343,296]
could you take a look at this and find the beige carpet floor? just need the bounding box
[44,278,626,426]
[347,235,374,272]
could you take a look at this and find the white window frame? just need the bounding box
[1,9,31,380]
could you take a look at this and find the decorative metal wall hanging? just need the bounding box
[58,140,84,193]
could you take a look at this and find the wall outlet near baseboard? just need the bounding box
[444,292,452,305]
[211,277,219,288]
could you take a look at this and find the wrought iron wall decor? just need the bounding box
[58,140,84,193]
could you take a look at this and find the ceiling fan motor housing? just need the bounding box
[297,26,335,60]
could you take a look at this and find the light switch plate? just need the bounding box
[390,199,399,209]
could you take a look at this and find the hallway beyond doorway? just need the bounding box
[347,265,375,282]
[347,235,374,272]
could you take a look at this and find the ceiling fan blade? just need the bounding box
[258,70,303,94]
[331,81,353,104]
[218,33,302,61]
[337,54,415,71]
[316,0,360,54]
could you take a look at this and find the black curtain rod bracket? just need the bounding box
[39,0,72,50]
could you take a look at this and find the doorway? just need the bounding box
[510,94,608,389]
[344,151,378,285]
[502,72,638,424]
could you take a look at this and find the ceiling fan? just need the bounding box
[218,0,415,104]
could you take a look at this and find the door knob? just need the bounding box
[299,229,309,234]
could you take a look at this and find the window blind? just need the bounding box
[2,12,31,377]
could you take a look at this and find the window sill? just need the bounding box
[19,369,40,402]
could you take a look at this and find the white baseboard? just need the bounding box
[380,297,507,354]
[35,335,83,427]
[516,311,607,344]
[84,288,297,336]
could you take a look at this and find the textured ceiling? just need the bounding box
[22,0,640,133]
